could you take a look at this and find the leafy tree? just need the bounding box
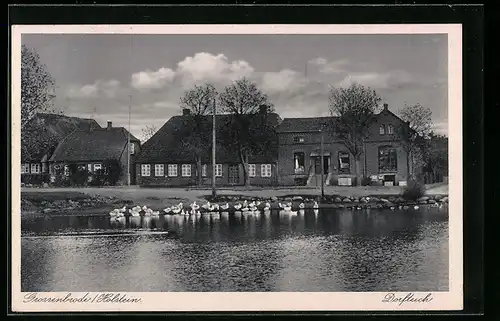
[218,77,274,186]
[179,83,218,186]
[396,103,433,180]
[140,125,159,143]
[21,44,57,160]
[425,132,448,183]
[328,83,381,186]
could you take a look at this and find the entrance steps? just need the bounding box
[307,174,329,187]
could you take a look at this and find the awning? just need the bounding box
[310,152,331,156]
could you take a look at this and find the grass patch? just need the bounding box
[21,191,91,202]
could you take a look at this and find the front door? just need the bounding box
[314,157,321,174]
[313,156,330,175]
[228,165,239,184]
[323,156,330,175]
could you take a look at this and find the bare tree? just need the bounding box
[218,77,274,186]
[396,103,433,180]
[140,125,159,143]
[21,44,57,160]
[179,83,218,186]
[328,83,381,186]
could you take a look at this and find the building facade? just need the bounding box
[136,107,281,187]
[21,113,101,184]
[276,104,413,187]
[49,121,141,185]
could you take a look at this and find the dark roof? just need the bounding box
[276,109,407,133]
[49,127,140,162]
[137,112,282,164]
[276,116,337,133]
[22,113,102,162]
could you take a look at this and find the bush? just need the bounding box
[89,160,123,186]
[294,177,308,186]
[68,164,89,187]
[401,179,426,200]
[21,173,50,185]
[89,169,106,186]
[329,177,338,186]
[361,176,371,186]
[103,159,122,185]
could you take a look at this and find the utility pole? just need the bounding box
[127,94,131,186]
[320,129,325,199]
[212,97,216,198]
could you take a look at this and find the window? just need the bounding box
[64,165,69,177]
[78,164,86,171]
[215,164,223,177]
[155,164,164,176]
[30,163,41,174]
[181,164,192,177]
[42,163,47,173]
[21,164,29,174]
[379,125,386,135]
[167,164,178,177]
[202,164,207,177]
[387,124,394,135]
[248,164,256,177]
[338,152,351,174]
[379,146,398,172]
[93,163,102,172]
[129,142,135,155]
[87,164,92,172]
[261,164,272,177]
[293,152,305,174]
[141,164,151,176]
[293,136,305,143]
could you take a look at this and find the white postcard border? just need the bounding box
[11,24,463,312]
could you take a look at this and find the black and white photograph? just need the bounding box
[11,24,463,312]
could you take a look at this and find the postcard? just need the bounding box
[11,23,462,312]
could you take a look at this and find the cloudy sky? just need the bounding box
[22,33,448,139]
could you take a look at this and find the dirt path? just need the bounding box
[21,183,448,207]
[425,182,449,195]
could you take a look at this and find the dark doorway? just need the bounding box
[323,156,330,175]
[313,156,330,175]
[228,165,239,184]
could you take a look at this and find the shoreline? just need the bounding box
[20,189,449,220]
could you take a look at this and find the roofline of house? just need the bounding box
[48,127,81,162]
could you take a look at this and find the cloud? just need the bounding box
[260,69,305,93]
[59,52,445,139]
[336,69,417,90]
[66,79,121,99]
[175,52,255,88]
[432,121,448,136]
[309,57,350,74]
[131,67,175,90]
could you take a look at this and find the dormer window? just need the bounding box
[379,125,386,135]
[293,136,305,143]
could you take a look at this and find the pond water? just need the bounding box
[21,207,449,292]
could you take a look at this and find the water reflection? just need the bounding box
[21,207,449,292]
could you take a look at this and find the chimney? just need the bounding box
[182,108,191,116]
[107,121,112,130]
[259,104,268,114]
[383,103,388,111]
